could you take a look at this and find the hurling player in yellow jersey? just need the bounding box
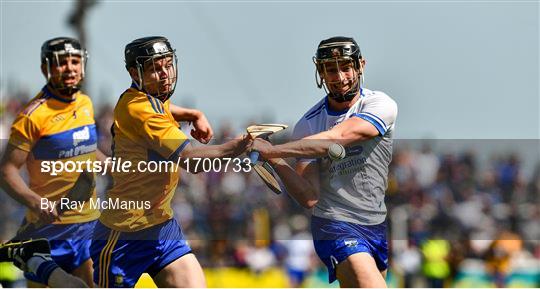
[90,36,250,288]
[0,37,99,287]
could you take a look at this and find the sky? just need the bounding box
[1,0,539,140]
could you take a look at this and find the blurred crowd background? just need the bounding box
[0,90,539,288]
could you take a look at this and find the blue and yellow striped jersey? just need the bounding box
[99,86,189,232]
[8,86,100,224]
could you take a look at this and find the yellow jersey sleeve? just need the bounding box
[78,94,95,119]
[9,114,40,152]
[141,113,190,159]
[122,92,190,160]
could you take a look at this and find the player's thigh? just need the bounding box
[336,252,386,288]
[153,253,206,288]
[71,258,94,287]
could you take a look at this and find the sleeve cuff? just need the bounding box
[351,113,387,135]
[8,137,32,152]
[168,139,190,161]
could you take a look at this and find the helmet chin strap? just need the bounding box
[131,70,171,102]
[329,88,358,103]
[152,74,177,102]
[328,74,362,103]
[47,80,81,97]
[320,61,364,103]
[140,78,176,102]
[56,86,81,96]
[155,91,173,102]
[133,79,173,102]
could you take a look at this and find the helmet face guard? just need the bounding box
[41,37,87,95]
[314,37,363,103]
[125,37,178,102]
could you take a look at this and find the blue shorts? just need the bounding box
[311,216,388,283]
[90,218,192,288]
[13,219,97,282]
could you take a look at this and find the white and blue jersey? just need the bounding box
[293,88,397,283]
[293,88,398,225]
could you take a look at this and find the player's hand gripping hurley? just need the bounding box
[246,124,287,194]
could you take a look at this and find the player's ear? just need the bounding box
[40,63,47,78]
[360,59,366,72]
[316,65,323,74]
[128,67,140,82]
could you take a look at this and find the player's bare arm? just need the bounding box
[137,109,251,173]
[95,148,114,175]
[168,104,201,122]
[253,117,379,159]
[0,144,59,223]
[169,104,214,143]
[268,156,321,209]
[178,135,251,173]
[95,149,108,163]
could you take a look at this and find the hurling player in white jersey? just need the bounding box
[251,36,397,287]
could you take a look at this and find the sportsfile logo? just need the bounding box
[72,126,90,146]
[41,157,253,176]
